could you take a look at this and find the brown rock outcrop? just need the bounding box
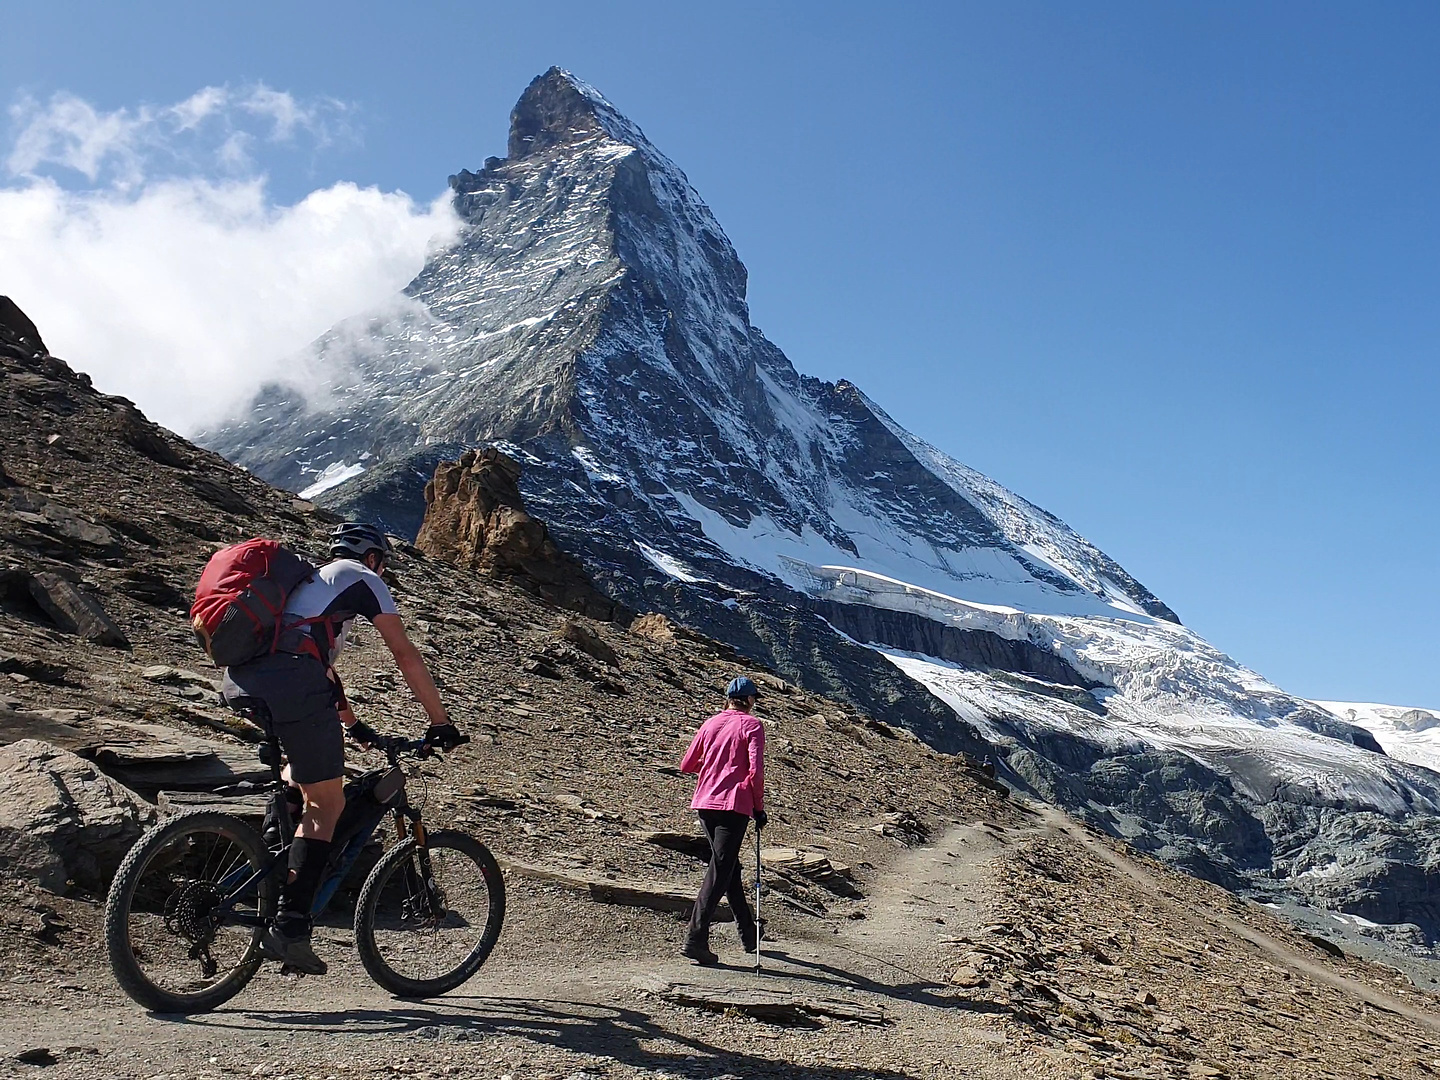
[416,447,624,622]
[628,612,677,646]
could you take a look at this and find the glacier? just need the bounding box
[1317,700,1440,775]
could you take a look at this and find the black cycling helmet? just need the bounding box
[329,522,392,562]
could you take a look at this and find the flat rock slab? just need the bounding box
[3,489,115,548]
[0,652,69,684]
[140,665,218,688]
[762,846,861,898]
[637,978,887,1026]
[501,858,731,921]
[87,721,268,792]
[157,789,270,819]
[0,706,102,753]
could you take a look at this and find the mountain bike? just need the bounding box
[104,726,505,1014]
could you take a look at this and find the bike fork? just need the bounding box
[395,811,443,925]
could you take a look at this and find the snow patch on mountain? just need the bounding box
[298,460,366,499]
[635,541,706,584]
[886,647,1429,816]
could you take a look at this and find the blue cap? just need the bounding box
[726,676,760,700]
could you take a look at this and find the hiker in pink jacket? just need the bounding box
[678,676,766,965]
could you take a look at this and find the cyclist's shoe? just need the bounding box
[258,926,327,975]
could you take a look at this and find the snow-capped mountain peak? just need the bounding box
[204,69,1440,942]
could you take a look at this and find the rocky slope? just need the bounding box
[6,302,1440,1075]
[200,70,1440,942]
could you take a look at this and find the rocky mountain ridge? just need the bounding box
[204,69,1440,945]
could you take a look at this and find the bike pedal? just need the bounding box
[279,964,307,978]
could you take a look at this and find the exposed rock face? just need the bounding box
[0,295,48,360]
[416,448,623,622]
[112,403,192,469]
[0,739,156,892]
[809,599,1101,691]
[204,71,1440,936]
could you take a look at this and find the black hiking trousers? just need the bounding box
[688,809,757,943]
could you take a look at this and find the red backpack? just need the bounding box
[190,539,316,667]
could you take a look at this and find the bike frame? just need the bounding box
[207,732,432,930]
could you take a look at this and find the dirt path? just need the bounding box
[0,822,1044,1080]
[8,807,1440,1079]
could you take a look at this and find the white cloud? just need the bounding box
[6,83,355,186]
[7,92,148,184]
[1,87,459,435]
[240,86,334,142]
[169,87,230,132]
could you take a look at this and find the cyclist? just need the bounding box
[220,521,465,974]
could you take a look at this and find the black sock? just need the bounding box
[276,837,333,938]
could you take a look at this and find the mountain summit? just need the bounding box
[206,69,1440,938]
[508,66,651,159]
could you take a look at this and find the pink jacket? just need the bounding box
[680,708,765,816]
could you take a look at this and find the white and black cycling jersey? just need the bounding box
[281,558,398,665]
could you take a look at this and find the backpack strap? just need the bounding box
[274,613,337,665]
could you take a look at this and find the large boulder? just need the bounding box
[0,739,155,892]
[417,447,624,621]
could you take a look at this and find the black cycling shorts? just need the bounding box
[220,652,345,785]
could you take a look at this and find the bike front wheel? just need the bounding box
[354,829,505,997]
[105,811,277,1013]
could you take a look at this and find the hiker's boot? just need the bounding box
[681,931,718,966]
[259,921,327,976]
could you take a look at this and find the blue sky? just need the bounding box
[5,1,1438,707]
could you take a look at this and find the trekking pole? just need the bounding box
[754,822,763,974]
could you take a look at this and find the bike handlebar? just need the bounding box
[366,732,470,763]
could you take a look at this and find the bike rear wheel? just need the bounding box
[354,829,504,997]
[105,811,277,1013]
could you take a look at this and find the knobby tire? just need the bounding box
[105,811,277,1014]
[354,829,505,998]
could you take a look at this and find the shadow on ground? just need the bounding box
[756,947,1009,1015]
[176,994,917,1079]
